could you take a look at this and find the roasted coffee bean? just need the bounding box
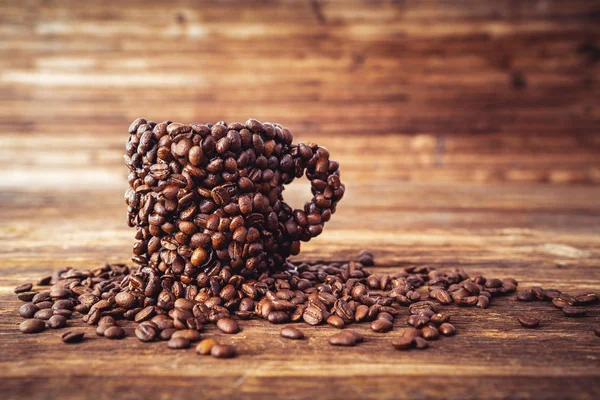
[280,326,304,340]
[19,319,45,334]
[303,306,323,326]
[329,333,357,347]
[216,317,240,334]
[115,292,137,309]
[517,290,534,302]
[402,327,421,339]
[96,323,114,336]
[439,323,456,336]
[552,297,572,309]
[196,338,217,355]
[371,319,393,333]
[135,324,157,342]
[391,336,413,350]
[135,306,155,323]
[407,315,430,329]
[168,337,190,349]
[17,292,37,302]
[61,331,84,344]
[14,283,33,293]
[34,309,54,320]
[421,326,439,340]
[172,329,202,342]
[430,313,449,325]
[47,315,67,329]
[576,293,598,305]
[104,326,126,340]
[377,312,394,323]
[327,315,345,329]
[517,315,540,328]
[342,330,364,343]
[50,287,72,299]
[19,303,39,319]
[354,304,368,322]
[160,328,178,341]
[430,288,452,305]
[562,306,586,317]
[211,344,236,358]
[267,311,290,324]
[413,337,429,349]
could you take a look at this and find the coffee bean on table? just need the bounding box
[327,315,345,329]
[50,288,72,299]
[413,337,429,349]
[329,333,356,347]
[160,328,178,341]
[53,309,72,318]
[14,283,33,293]
[267,311,290,324]
[135,324,157,342]
[562,306,586,317]
[403,327,421,339]
[135,306,156,323]
[104,326,126,340]
[115,292,137,309]
[392,337,414,350]
[98,316,116,327]
[168,337,190,349]
[211,344,236,358]
[34,309,54,320]
[421,326,439,340]
[377,312,394,323]
[196,338,217,355]
[303,306,323,326]
[61,331,84,344]
[36,301,53,310]
[430,313,449,325]
[280,326,304,340]
[516,290,534,302]
[52,299,74,310]
[517,315,540,328]
[342,330,364,343]
[96,323,113,336]
[172,329,202,342]
[48,315,67,329]
[439,323,456,337]
[216,318,240,334]
[17,292,37,302]
[19,303,39,319]
[19,319,45,333]
[371,319,393,333]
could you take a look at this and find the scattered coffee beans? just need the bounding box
[47,315,67,329]
[562,306,586,318]
[216,318,239,334]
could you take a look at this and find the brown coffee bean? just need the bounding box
[134,306,155,323]
[61,331,84,344]
[196,338,217,355]
[135,324,157,342]
[413,337,429,349]
[168,337,190,349]
[329,333,357,347]
[430,288,452,305]
[402,327,421,339]
[439,323,456,336]
[267,311,290,324]
[303,306,323,326]
[211,344,236,358]
[34,309,54,320]
[14,283,33,293]
[280,326,304,340]
[172,329,202,342]
[517,290,534,302]
[342,330,364,343]
[354,304,368,322]
[562,306,586,317]
[47,315,67,329]
[50,287,72,299]
[17,292,37,302]
[104,326,126,340]
[19,319,45,334]
[160,328,178,341]
[115,292,137,309]
[391,336,413,350]
[421,326,439,340]
[517,315,540,328]
[377,312,394,322]
[430,313,449,325]
[370,319,393,333]
[96,323,114,336]
[327,315,345,329]
[216,317,240,334]
[19,303,39,319]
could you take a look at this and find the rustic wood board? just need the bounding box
[1,1,600,399]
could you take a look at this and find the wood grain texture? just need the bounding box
[1,1,600,399]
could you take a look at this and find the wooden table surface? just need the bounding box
[1,1,599,399]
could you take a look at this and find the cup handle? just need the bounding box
[286,142,345,250]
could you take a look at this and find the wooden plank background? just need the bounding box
[0,1,599,399]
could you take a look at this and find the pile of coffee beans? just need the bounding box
[124,118,344,283]
[19,249,581,357]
